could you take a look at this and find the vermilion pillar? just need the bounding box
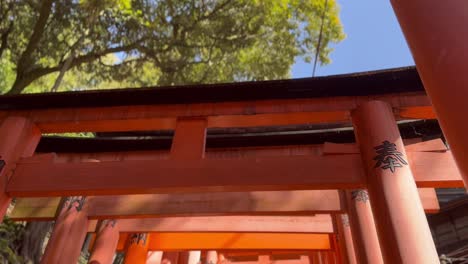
[258,255,270,264]
[124,233,150,264]
[391,0,468,186]
[318,252,328,264]
[0,117,40,217]
[147,251,163,264]
[345,190,383,264]
[309,252,321,264]
[299,255,310,264]
[352,101,438,263]
[337,215,356,264]
[217,253,226,264]
[331,235,342,264]
[327,252,337,264]
[162,252,180,264]
[188,251,202,264]
[89,220,119,264]
[41,196,89,264]
[206,251,218,264]
[179,251,201,264]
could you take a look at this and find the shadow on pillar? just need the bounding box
[123,233,150,264]
[89,219,120,264]
[41,196,89,264]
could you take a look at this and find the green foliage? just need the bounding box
[0,52,15,94]
[78,251,90,264]
[43,132,95,138]
[0,217,25,264]
[0,0,344,94]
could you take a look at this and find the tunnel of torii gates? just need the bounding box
[0,65,465,264]
[0,1,467,262]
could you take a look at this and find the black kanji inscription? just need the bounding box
[130,233,147,245]
[66,196,86,211]
[373,140,408,173]
[351,189,369,202]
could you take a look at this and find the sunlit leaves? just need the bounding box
[0,0,344,93]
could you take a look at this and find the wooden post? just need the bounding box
[206,251,218,264]
[318,252,328,264]
[0,117,40,217]
[309,252,321,264]
[124,233,150,264]
[41,197,89,264]
[299,255,310,264]
[330,235,341,264]
[89,220,119,264]
[170,118,207,160]
[334,214,351,264]
[217,253,226,264]
[179,251,201,264]
[327,252,337,264]
[352,101,438,263]
[162,252,180,264]
[147,251,163,264]
[338,215,356,264]
[258,255,270,264]
[345,190,383,264]
[391,0,468,186]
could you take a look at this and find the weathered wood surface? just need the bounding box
[7,150,462,197]
[11,188,439,220]
[115,233,332,250]
[11,190,343,220]
[87,215,334,233]
[0,93,432,133]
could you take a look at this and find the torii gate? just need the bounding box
[1,1,468,262]
[0,66,464,264]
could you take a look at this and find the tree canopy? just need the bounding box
[0,0,344,94]
[0,1,345,262]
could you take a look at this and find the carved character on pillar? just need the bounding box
[103,219,117,228]
[130,233,147,245]
[66,196,86,211]
[351,189,369,203]
[341,215,350,227]
[373,140,408,173]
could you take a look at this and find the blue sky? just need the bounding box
[291,0,415,78]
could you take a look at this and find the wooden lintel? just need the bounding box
[11,188,439,220]
[417,188,440,214]
[0,93,432,133]
[409,151,464,188]
[323,138,447,154]
[219,251,313,259]
[115,233,332,251]
[11,190,344,220]
[89,215,335,233]
[7,149,463,196]
[7,155,367,196]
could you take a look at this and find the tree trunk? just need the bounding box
[6,74,36,95]
[50,52,75,92]
[19,221,53,263]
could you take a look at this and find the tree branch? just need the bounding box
[16,0,54,71]
[7,42,142,95]
[65,43,141,69]
[0,20,13,58]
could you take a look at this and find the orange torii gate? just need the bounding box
[0,0,467,262]
[0,65,466,264]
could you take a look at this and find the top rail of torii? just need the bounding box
[0,66,433,134]
[0,66,462,199]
